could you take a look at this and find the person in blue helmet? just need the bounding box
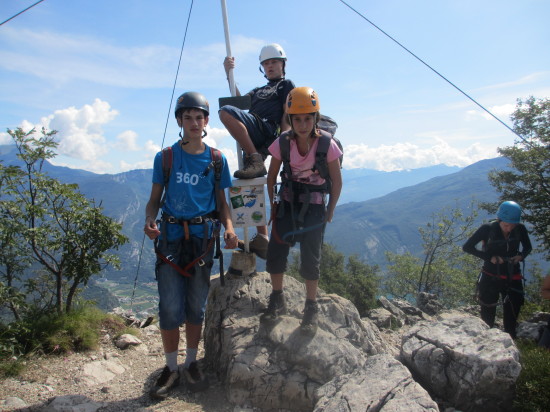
[463,201,532,338]
[144,91,238,398]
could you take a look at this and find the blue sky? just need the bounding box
[1,0,549,174]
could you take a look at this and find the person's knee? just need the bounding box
[219,106,239,125]
[219,107,230,122]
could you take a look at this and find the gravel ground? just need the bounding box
[0,325,236,412]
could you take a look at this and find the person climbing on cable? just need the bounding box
[462,200,532,339]
[261,87,342,335]
[144,91,238,399]
[219,43,295,259]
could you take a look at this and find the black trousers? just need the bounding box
[478,273,524,338]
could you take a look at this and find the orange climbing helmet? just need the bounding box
[286,87,320,114]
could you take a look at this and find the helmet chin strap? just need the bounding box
[259,61,286,79]
[179,128,207,144]
[179,129,189,145]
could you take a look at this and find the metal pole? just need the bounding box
[220,0,237,97]
[220,0,249,252]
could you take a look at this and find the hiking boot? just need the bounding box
[183,361,209,392]
[237,234,268,260]
[260,291,286,322]
[300,300,319,335]
[150,365,179,399]
[233,153,267,179]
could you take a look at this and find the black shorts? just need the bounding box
[266,202,326,280]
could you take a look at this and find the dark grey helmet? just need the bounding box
[174,91,209,118]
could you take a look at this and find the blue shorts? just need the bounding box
[155,236,214,330]
[219,105,277,154]
[266,202,326,280]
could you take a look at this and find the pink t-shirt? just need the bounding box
[268,134,342,204]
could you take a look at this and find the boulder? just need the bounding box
[417,291,444,316]
[204,272,390,411]
[401,310,521,412]
[367,307,402,329]
[314,354,439,411]
[517,320,546,342]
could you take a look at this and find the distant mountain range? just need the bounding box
[325,157,511,265]
[3,145,544,286]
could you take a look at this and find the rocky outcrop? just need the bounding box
[204,272,527,412]
[204,272,391,411]
[314,354,439,411]
[401,311,521,412]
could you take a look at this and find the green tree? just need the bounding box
[0,127,128,315]
[487,96,550,260]
[384,203,479,307]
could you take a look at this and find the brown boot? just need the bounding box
[237,234,268,259]
[233,153,267,179]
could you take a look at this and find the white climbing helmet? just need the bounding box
[259,43,287,63]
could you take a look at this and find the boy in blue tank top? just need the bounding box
[144,91,238,398]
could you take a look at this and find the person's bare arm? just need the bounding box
[144,183,163,239]
[224,56,241,96]
[326,159,342,223]
[216,188,238,249]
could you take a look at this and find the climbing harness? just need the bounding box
[153,145,226,285]
[475,257,526,309]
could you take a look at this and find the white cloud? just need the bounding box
[343,138,494,171]
[116,130,139,151]
[206,125,231,143]
[36,99,117,161]
[0,27,178,88]
[0,131,11,145]
[466,103,516,122]
[119,159,152,172]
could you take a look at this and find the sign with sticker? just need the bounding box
[228,178,267,227]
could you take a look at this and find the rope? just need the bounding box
[130,233,147,312]
[160,0,195,150]
[337,0,528,144]
[0,0,46,26]
[130,0,195,310]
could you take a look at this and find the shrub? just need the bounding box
[514,339,550,411]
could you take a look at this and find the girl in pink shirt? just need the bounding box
[261,87,342,335]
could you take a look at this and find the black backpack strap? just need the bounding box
[313,130,331,180]
[160,146,173,207]
[209,147,225,285]
[277,132,293,219]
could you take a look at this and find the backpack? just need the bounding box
[317,115,343,169]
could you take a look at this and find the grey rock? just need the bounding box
[41,395,104,412]
[401,310,521,412]
[367,307,402,329]
[204,272,390,411]
[417,291,444,316]
[314,354,439,411]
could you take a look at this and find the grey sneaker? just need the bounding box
[150,365,179,399]
[300,300,319,335]
[260,291,286,322]
[233,153,267,179]
[183,361,209,392]
[237,234,268,260]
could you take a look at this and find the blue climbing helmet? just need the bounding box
[496,201,522,224]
